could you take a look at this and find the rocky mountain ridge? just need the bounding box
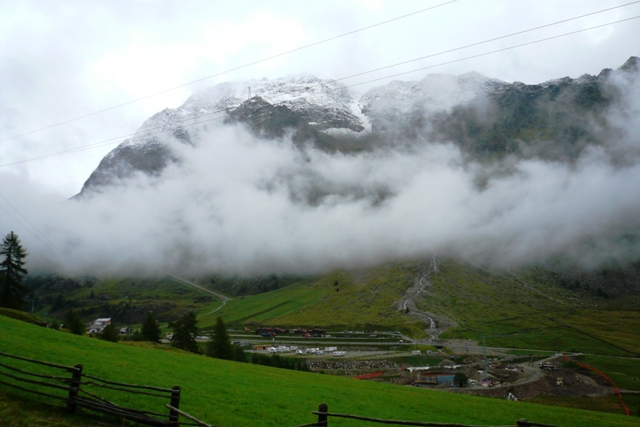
[76,57,639,197]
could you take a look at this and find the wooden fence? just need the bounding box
[0,351,563,427]
[289,404,563,427]
[0,350,212,427]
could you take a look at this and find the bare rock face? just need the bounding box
[224,96,340,152]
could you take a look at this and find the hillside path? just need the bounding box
[167,274,231,314]
[396,257,457,342]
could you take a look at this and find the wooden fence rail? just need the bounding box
[301,403,563,427]
[0,350,205,426]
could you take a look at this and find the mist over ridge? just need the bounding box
[2,57,640,278]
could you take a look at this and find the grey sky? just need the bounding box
[1,0,638,196]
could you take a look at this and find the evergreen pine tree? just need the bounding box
[100,323,119,342]
[206,316,234,360]
[234,345,247,362]
[141,313,162,342]
[64,309,85,335]
[0,231,28,310]
[171,311,199,353]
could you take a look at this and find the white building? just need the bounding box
[86,318,111,334]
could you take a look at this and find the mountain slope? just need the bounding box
[75,57,639,198]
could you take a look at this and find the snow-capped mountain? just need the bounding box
[76,57,639,197]
[184,74,367,133]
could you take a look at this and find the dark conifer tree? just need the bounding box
[171,311,199,353]
[0,231,28,310]
[141,313,162,342]
[206,316,234,360]
[65,309,85,335]
[100,323,119,342]
[234,345,247,362]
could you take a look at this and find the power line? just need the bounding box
[1,13,637,169]
[0,107,228,167]
[327,0,640,86]
[337,15,640,91]
[0,0,457,144]
[0,192,78,268]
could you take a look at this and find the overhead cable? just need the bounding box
[0,13,639,168]
[0,192,78,267]
[0,0,457,143]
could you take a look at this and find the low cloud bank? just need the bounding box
[1,125,639,278]
[2,74,640,278]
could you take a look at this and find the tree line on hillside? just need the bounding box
[50,298,309,373]
[166,312,309,371]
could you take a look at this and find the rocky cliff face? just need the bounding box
[75,57,639,197]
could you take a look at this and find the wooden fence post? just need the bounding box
[317,403,328,426]
[169,385,181,423]
[67,364,83,413]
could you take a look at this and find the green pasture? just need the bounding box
[1,316,639,427]
[189,259,640,359]
[527,394,640,417]
[561,310,640,354]
[568,355,640,391]
[418,261,640,356]
[198,264,429,337]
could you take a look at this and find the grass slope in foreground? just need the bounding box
[1,316,639,427]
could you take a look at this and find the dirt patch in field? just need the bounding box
[458,369,604,400]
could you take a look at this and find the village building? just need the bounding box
[86,318,111,334]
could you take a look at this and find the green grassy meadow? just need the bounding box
[196,259,640,358]
[568,355,640,391]
[198,263,429,337]
[414,261,640,356]
[2,316,639,427]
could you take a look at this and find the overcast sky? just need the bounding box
[1,0,638,197]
